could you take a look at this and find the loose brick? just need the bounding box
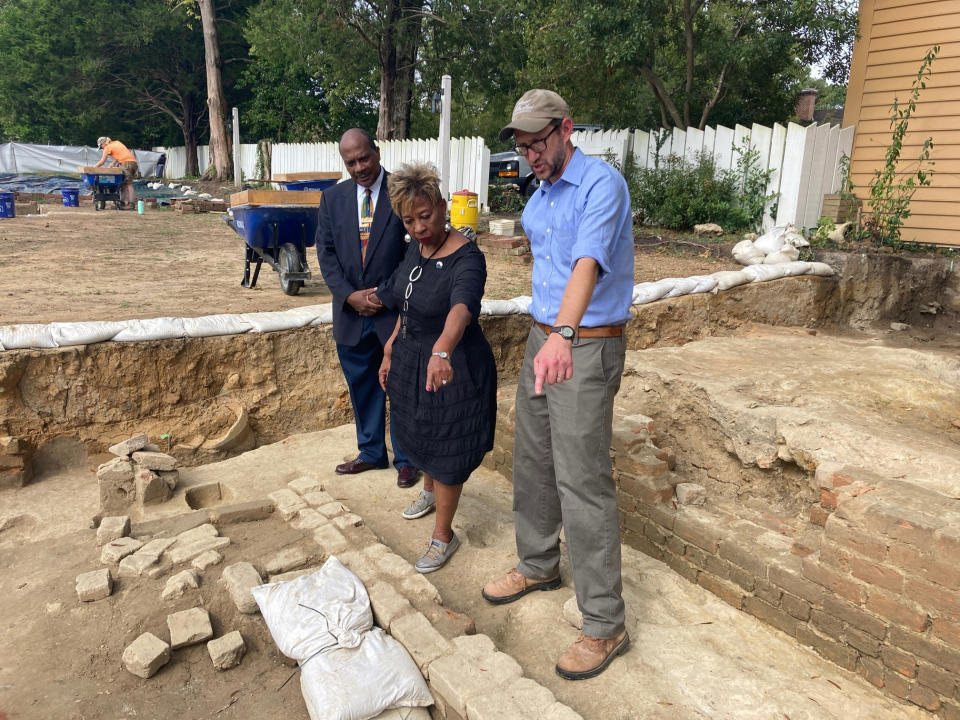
[796,625,857,671]
[674,512,722,553]
[132,450,177,471]
[916,660,957,696]
[207,631,246,671]
[428,637,519,718]
[263,547,310,575]
[881,645,918,677]
[167,607,213,649]
[76,568,113,602]
[122,632,170,679]
[619,471,673,506]
[697,573,743,610]
[100,537,144,564]
[802,557,865,604]
[313,524,348,554]
[109,434,149,457]
[823,517,887,561]
[865,590,928,633]
[207,499,274,525]
[368,581,414,631]
[389,611,454,671]
[780,592,811,621]
[267,488,307,520]
[822,596,887,639]
[287,476,323,495]
[161,570,200,601]
[743,596,799,637]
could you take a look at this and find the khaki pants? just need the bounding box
[512,324,626,638]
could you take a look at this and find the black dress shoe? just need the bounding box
[397,466,421,488]
[335,457,387,475]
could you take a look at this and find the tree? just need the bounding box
[196,0,231,179]
[524,0,858,131]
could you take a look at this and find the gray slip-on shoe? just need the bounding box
[402,490,435,520]
[415,533,460,573]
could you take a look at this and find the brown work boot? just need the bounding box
[481,568,561,605]
[555,631,630,680]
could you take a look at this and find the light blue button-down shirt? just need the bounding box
[522,148,634,327]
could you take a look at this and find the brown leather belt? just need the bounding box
[535,321,623,338]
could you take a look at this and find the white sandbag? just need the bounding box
[753,224,796,254]
[0,324,58,349]
[369,709,431,720]
[711,270,751,292]
[781,231,809,248]
[632,280,672,305]
[252,557,432,720]
[663,277,699,298]
[778,261,813,277]
[481,298,527,315]
[763,245,800,264]
[49,320,126,347]
[239,309,304,333]
[182,314,253,337]
[732,239,765,266]
[686,275,719,294]
[509,295,532,314]
[741,264,788,283]
[113,317,187,342]
[807,262,836,276]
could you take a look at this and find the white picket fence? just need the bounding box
[156,122,850,230]
[155,137,490,209]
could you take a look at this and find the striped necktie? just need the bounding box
[360,188,373,262]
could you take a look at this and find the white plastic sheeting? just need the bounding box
[0,142,164,177]
[251,557,433,720]
[0,264,836,351]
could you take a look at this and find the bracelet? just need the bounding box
[431,351,449,359]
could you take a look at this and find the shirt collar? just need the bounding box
[540,147,586,193]
[357,167,385,197]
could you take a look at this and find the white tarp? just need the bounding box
[0,142,164,177]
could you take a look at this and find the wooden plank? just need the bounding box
[229,190,324,207]
[271,171,342,182]
[775,122,810,226]
[77,166,122,175]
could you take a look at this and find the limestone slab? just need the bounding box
[131,450,177,471]
[221,562,263,614]
[122,632,170,678]
[191,550,223,571]
[313,524,348,554]
[333,513,363,530]
[100,537,144,564]
[262,546,310,575]
[96,516,130,545]
[167,535,230,564]
[288,476,324,496]
[167,606,213,649]
[76,568,112,602]
[161,569,200,601]
[208,630,246,670]
[267,488,307,520]
[109,434,149,458]
[389,611,452,671]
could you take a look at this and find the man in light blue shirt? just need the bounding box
[482,90,634,680]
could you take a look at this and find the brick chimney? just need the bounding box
[795,88,818,123]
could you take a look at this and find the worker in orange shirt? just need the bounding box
[94,137,139,208]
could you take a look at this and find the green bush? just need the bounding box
[487,183,526,214]
[624,140,776,232]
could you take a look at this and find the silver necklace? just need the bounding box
[401,231,449,340]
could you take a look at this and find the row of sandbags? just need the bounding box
[0,262,834,351]
[732,224,811,266]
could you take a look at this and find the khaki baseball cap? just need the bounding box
[499,89,570,141]
[97,136,110,148]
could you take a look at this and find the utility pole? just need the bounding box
[439,75,451,198]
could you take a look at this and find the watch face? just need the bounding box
[554,326,575,339]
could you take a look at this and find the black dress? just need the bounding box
[386,241,497,485]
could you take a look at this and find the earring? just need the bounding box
[403,233,412,243]
[443,221,451,232]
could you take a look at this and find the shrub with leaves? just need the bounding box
[488,183,526,214]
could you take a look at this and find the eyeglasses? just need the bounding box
[513,124,559,156]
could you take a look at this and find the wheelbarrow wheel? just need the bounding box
[278,242,303,296]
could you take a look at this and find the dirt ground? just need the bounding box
[0,206,739,326]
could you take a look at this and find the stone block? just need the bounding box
[97,457,136,513]
[267,488,307,521]
[369,581,414,630]
[167,606,213,649]
[208,630,246,670]
[428,637,521,717]
[161,570,200,601]
[302,490,336,507]
[221,562,263,614]
[292,508,327,530]
[375,551,415,579]
[122,632,170,679]
[466,677,556,720]
[100,537,144,564]
[543,703,585,720]
[173,522,219,545]
[389,611,453,671]
[269,566,323,583]
[313,524,348,555]
[400,573,442,605]
[109,434,149,458]
[675,483,706,506]
[698,573,743,610]
[118,551,160,578]
[167,535,231,564]
[97,516,130,545]
[192,550,223,571]
[207,499,275,525]
[317,501,346,519]
[131,450,177,471]
[263,546,310,575]
[76,568,112,601]
[339,550,381,586]
[333,513,363,530]
[288,476,324,496]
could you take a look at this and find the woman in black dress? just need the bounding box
[378,163,497,573]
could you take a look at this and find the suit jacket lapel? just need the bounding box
[342,180,362,267]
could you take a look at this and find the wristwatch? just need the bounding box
[551,325,576,340]
[431,351,450,359]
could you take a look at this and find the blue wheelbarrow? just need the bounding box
[272,172,341,193]
[82,170,123,210]
[225,203,320,296]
